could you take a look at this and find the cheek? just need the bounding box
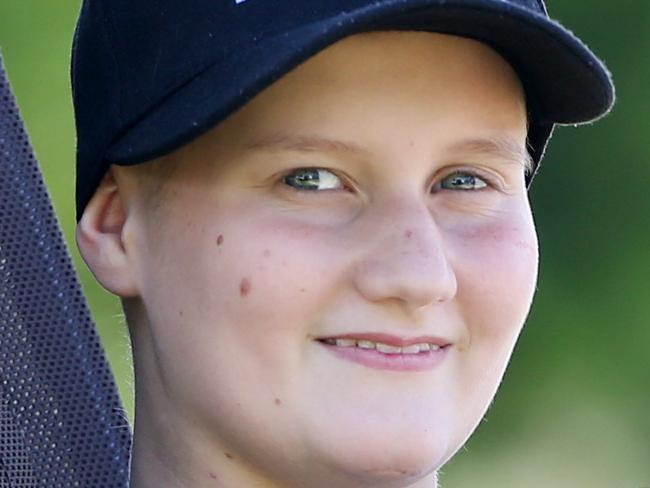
[135,208,349,452]
[463,220,538,349]
[147,210,343,387]
[447,217,538,412]
[453,217,539,322]
[208,221,340,332]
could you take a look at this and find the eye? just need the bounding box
[283,168,345,192]
[433,171,489,192]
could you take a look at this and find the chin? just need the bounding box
[313,431,451,488]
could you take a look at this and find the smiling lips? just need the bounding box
[317,333,451,372]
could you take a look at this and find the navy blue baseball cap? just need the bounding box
[72,0,615,219]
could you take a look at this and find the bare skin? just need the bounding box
[77,32,537,488]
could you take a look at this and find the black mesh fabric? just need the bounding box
[0,56,131,486]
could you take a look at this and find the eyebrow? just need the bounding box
[244,134,368,155]
[245,133,532,171]
[447,136,533,172]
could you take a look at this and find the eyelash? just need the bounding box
[280,167,495,194]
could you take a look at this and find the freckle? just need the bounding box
[263,249,271,257]
[300,288,307,293]
[216,234,224,246]
[239,277,252,296]
[179,309,184,317]
[274,398,282,405]
[224,452,234,460]
[405,229,413,238]
[208,471,218,479]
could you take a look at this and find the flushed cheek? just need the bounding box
[453,219,538,310]
[448,219,538,415]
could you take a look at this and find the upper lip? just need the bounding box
[316,332,451,347]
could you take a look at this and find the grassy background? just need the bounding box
[1,1,648,486]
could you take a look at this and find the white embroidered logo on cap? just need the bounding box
[235,0,249,4]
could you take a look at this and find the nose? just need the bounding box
[352,199,457,315]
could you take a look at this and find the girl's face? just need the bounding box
[121,32,537,488]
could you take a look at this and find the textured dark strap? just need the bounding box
[0,55,131,487]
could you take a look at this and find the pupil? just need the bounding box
[287,169,320,189]
[447,173,475,189]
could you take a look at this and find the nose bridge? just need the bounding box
[353,197,458,312]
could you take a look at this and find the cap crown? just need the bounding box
[73,0,546,139]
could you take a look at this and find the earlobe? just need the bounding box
[76,168,140,298]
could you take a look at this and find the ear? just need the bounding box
[76,167,139,297]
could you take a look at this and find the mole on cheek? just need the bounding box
[405,229,413,238]
[216,234,224,246]
[208,471,218,480]
[274,398,282,406]
[239,277,252,297]
[224,452,234,460]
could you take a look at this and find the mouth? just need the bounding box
[315,333,451,372]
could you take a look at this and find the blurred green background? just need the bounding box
[0,1,648,486]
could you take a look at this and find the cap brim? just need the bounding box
[105,0,614,166]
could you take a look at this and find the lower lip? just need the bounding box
[317,341,449,372]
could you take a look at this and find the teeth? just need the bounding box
[401,344,421,354]
[323,338,443,354]
[376,343,402,354]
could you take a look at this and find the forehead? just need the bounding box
[232,32,523,136]
[268,33,522,98]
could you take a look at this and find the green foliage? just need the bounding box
[1,1,647,485]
